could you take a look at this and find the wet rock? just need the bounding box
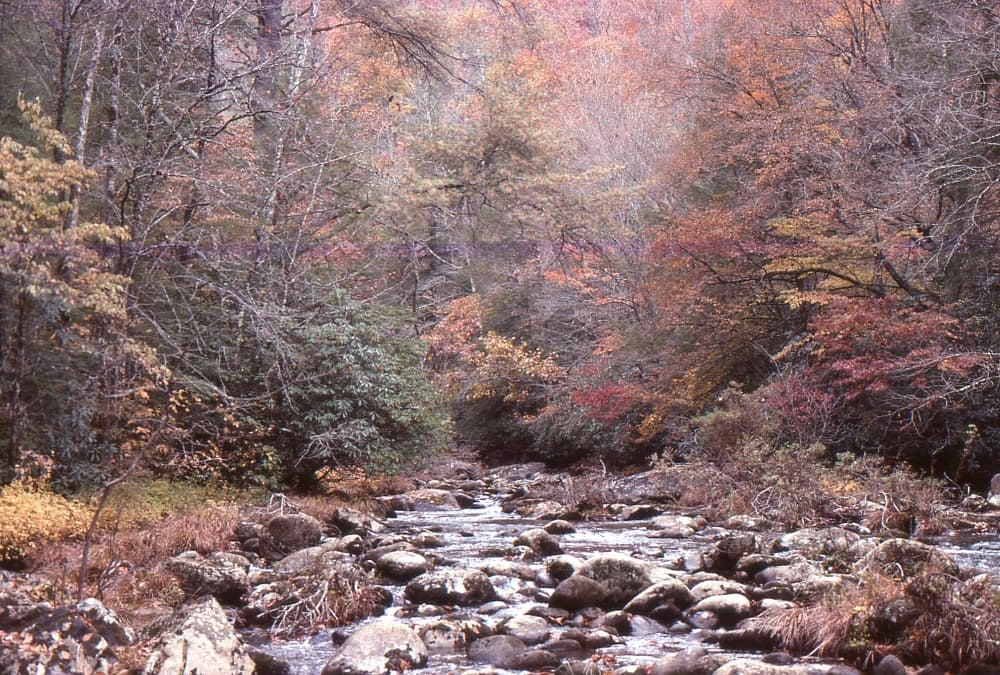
[272,544,351,576]
[363,541,417,563]
[404,569,497,606]
[773,527,860,560]
[401,488,462,512]
[754,562,822,587]
[558,661,604,675]
[413,531,445,548]
[375,550,429,582]
[144,596,254,675]
[689,579,750,603]
[529,500,573,520]
[601,610,631,634]
[166,551,249,604]
[712,659,815,674]
[266,513,323,555]
[574,553,674,609]
[688,593,753,625]
[548,554,584,581]
[468,634,528,667]
[873,655,906,675]
[583,628,622,647]
[649,646,716,675]
[322,620,428,675]
[686,610,719,629]
[855,539,959,579]
[705,534,760,573]
[0,593,132,675]
[327,507,383,535]
[717,626,779,651]
[613,504,662,520]
[479,561,535,582]
[418,619,491,654]
[549,574,608,611]
[249,650,292,675]
[499,614,551,644]
[735,554,790,577]
[514,528,563,556]
[623,578,695,614]
[650,515,703,538]
[544,519,577,534]
[335,534,365,555]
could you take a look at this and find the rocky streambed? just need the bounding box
[3,462,1000,675]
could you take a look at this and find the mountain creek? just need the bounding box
[244,464,1000,675]
[4,462,1000,675]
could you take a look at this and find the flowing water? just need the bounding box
[257,491,1000,674]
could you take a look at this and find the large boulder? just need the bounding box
[166,551,249,604]
[398,489,462,512]
[266,513,324,555]
[574,553,674,608]
[0,587,132,675]
[322,621,428,675]
[623,579,695,614]
[687,593,754,626]
[498,614,551,645]
[549,575,608,612]
[143,596,254,675]
[514,528,563,556]
[855,539,959,580]
[375,551,430,582]
[404,569,497,606]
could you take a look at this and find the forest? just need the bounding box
[3,0,999,492]
[6,1,1000,672]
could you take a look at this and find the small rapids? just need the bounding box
[254,488,1000,675]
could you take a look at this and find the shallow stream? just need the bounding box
[258,492,1000,675]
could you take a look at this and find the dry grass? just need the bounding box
[753,568,1000,670]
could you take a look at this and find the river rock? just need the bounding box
[530,500,571,520]
[376,550,429,581]
[548,554,584,581]
[688,593,753,625]
[989,474,1000,507]
[623,579,695,614]
[143,596,254,675]
[498,614,550,644]
[400,488,462,512]
[166,551,249,604]
[649,646,717,675]
[650,515,703,538]
[705,533,760,573]
[266,513,323,555]
[413,531,445,548]
[772,527,860,559]
[549,574,608,611]
[404,569,497,606]
[855,538,959,579]
[0,592,132,675]
[574,553,674,608]
[322,620,428,675]
[689,579,750,602]
[272,544,351,576]
[327,507,383,535]
[468,635,560,669]
[514,528,563,556]
[613,504,662,520]
[418,619,491,654]
[712,659,815,675]
[544,519,577,534]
